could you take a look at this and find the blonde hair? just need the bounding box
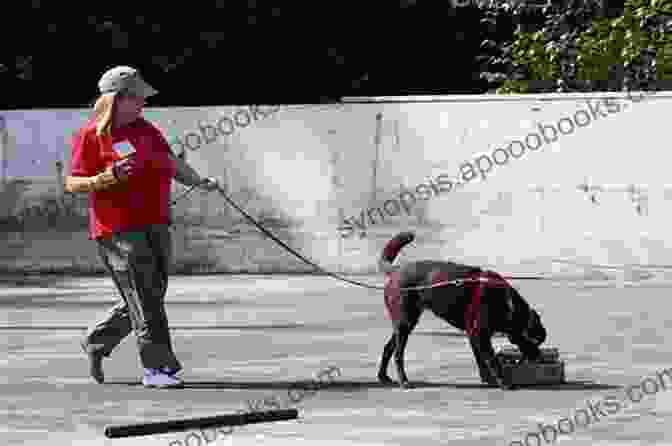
[92,92,119,136]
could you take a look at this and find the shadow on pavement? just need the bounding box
[103,379,619,391]
[0,273,79,288]
[507,380,621,391]
[415,330,508,338]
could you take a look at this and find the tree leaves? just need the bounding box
[483,0,672,93]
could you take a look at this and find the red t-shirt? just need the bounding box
[69,117,176,240]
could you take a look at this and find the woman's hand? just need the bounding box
[111,154,137,181]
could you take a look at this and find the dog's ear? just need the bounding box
[505,293,515,320]
[508,289,534,331]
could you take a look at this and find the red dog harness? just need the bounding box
[459,270,511,337]
[384,269,512,336]
[383,271,402,322]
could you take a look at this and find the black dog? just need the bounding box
[377,231,547,390]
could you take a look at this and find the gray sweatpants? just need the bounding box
[81,224,182,371]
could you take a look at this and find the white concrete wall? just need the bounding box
[1,92,670,278]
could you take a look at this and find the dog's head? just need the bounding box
[506,288,546,347]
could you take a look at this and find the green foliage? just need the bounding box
[485,0,672,93]
[505,29,562,90]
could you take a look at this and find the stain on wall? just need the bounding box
[2,95,672,278]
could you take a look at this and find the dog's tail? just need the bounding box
[378,231,415,273]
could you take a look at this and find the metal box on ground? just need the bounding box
[496,347,566,386]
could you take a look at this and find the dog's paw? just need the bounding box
[495,376,514,390]
[519,356,541,365]
[378,374,395,385]
[399,380,414,390]
[482,375,510,389]
[482,370,512,390]
[479,367,497,385]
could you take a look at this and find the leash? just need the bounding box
[170,183,541,292]
[169,184,200,207]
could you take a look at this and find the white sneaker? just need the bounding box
[142,368,184,388]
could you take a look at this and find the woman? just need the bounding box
[65,66,219,388]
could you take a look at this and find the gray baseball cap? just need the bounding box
[98,66,158,98]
